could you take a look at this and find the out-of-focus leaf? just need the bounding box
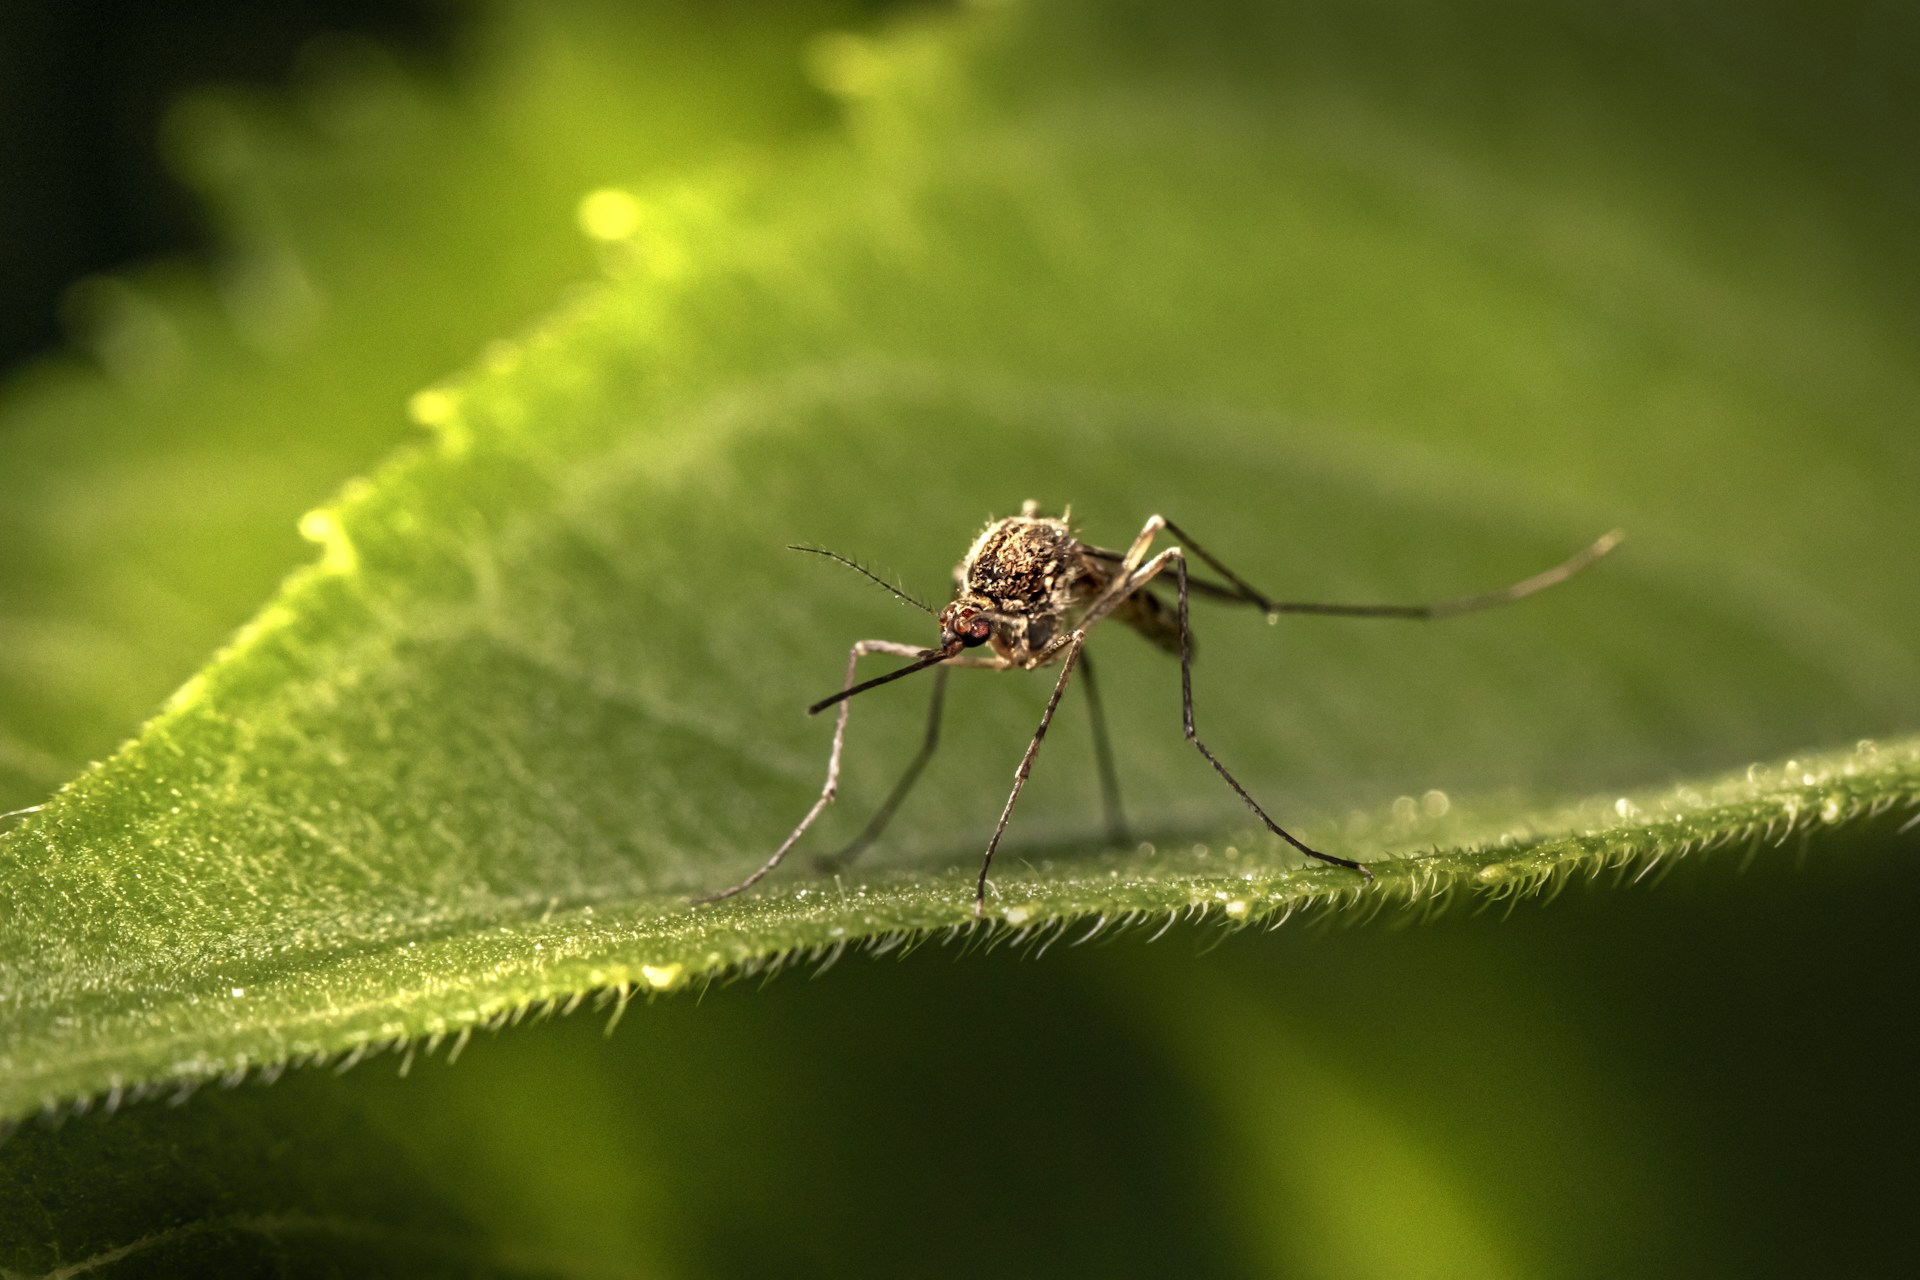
[0,0,864,811]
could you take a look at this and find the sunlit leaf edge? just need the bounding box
[3,730,1914,1124]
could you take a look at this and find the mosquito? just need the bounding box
[696,502,1622,916]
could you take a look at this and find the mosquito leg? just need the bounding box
[1078,514,1170,625]
[694,638,925,905]
[1170,549,1371,879]
[1097,547,1372,880]
[1156,518,1275,609]
[817,666,949,872]
[1078,650,1130,847]
[975,631,1088,915]
[1117,515,1167,573]
[1160,519,1623,619]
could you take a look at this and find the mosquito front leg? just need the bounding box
[1103,547,1373,881]
[694,638,927,905]
[975,630,1088,915]
[819,665,950,872]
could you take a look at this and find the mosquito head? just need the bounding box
[939,596,995,650]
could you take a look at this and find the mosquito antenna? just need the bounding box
[788,545,937,616]
[809,646,957,716]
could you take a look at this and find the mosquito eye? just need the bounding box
[962,617,992,647]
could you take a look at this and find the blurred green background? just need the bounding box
[3,0,1917,1275]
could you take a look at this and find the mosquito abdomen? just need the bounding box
[1114,589,1185,656]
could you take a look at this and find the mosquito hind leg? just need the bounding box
[1115,515,1167,573]
[1157,518,1623,619]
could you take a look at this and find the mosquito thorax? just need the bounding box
[959,515,1085,608]
[954,513,1097,663]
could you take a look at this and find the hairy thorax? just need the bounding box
[954,514,1107,666]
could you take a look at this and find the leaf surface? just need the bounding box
[4,0,1919,1130]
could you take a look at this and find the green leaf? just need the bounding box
[7,863,1915,1275]
[4,4,1918,1256]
